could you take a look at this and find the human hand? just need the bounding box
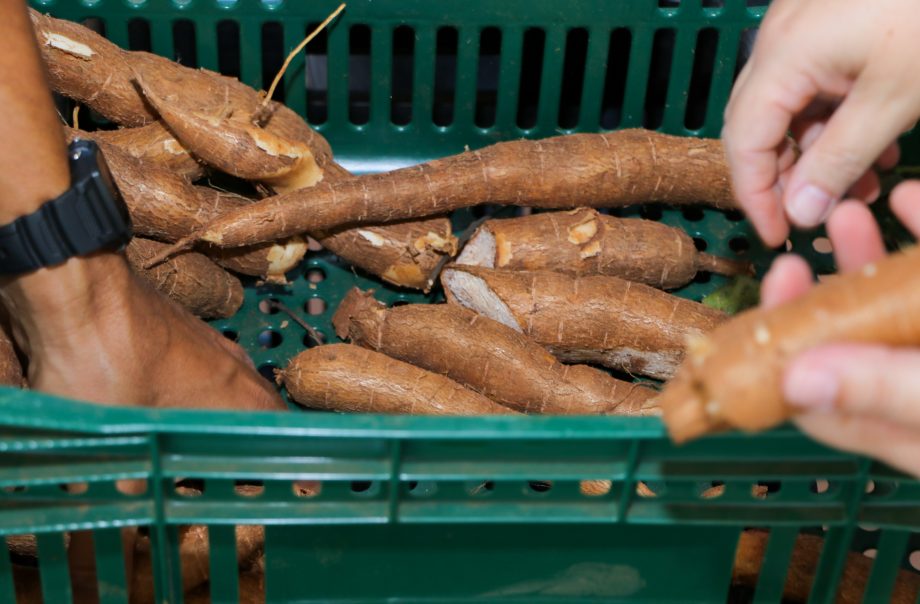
[721,0,920,247]
[0,252,285,412]
[761,182,920,476]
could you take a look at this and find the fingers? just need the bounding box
[795,412,920,478]
[876,142,900,171]
[825,201,886,272]
[784,344,920,431]
[890,180,920,236]
[760,254,813,309]
[783,70,916,228]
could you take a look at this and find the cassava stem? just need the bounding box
[332,288,658,415]
[442,266,725,380]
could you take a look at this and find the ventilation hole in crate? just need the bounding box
[658,0,679,7]
[580,480,611,497]
[390,300,410,307]
[306,237,324,252]
[812,237,833,254]
[172,20,197,67]
[59,482,89,495]
[81,17,105,35]
[1,486,25,494]
[293,481,321,497]
[515,207,533,217]
[516,28,546,130]
[235,481,264,497]
[643,29,675,130]
[703,0,724,6]
[306,298,327,316]
[810,479,831,495]
[699,481,725,499]
[729,237,750,254]
[467,480,494,496]
[350,481,373,494]
[303,21,329,124]
[746,0,769,6]
[863,548,878,559]
[408,481,438,497]
[528,481,553,494]
[258,330,283,349]
[471,205,499,219]
[754,481,781,497]
[349,25,372,125]
[117,478,147,495]
[864,480,875,494]
[636,482,659,498]
[433,27,458,127]
[682,207,704,222]
[222,330,239,342]
[306,268,326,283]
[258,299,281,315]
[910,551,920,571]
[685,28,719,130]
[639,206,664,221]
[693,271,712,284]
[725,209,745,222]
[557,28,588,130]
[867,481,898,497]
[600,28,631,130]
[303,331,326,347]
[692,237,708,251]
[734,28,757,80]
[390,26,415,126]
[474,27,501,128]
[257,363,279,384]
[216,20,241,78]
[859,524,879,532]
[127,18,152,51]
[175,482,204,497]
[261,22,285,104]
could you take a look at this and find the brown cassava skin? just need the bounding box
[87,136,307,279]
[732,530,920,604]
[456,208,750,290]
[332,289,658,415]
[192,130,735,249]
[125,239,244,319]
[443,266,725,380]
[661,245,920,443]
[282,344,515,415]
[73,123,205,181]
[0,324,24,387]
[31,9,331,188]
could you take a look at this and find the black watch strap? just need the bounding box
[0,141,132,275]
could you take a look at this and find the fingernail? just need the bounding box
[787,184,833,227]
[784,364,839,411]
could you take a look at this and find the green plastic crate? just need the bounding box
[8,0,920,602]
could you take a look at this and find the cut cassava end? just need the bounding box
[281,344,517,415]
[332,288,658,415]
[125,238,244,319]
[661,245,920,443]
[442,265,725,380]
[69,123,205,181]
[455,208,751,289]
[189,130,736,249]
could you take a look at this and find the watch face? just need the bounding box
[68,139,133,239]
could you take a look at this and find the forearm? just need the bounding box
[0,0,69,221]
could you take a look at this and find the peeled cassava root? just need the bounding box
[661,245,920,443]
[443,265,725,380]
[32,9,331,192]
[177,129,735,251]
[455,208,751,289]
[333,289,658,415]
[125,238,244,319]
[282,344,516,415]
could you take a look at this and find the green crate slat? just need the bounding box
[370,24,392,126]
[162,454,389,480]
[493,25,523,131]
[36,532,73,604]
[281,21,308,121]
[149,17,173,58]
[534,25,565,137]
[410,26,435,127]
[208,525,240,604]
[452,26,480,129]
[0,537,16,604]
[576,26,609,133]
[0,502,153,537]
[862,529,911,603]
[196,18,219,73]
[751,527,798,604]
[324,18,349,127]
[619,25,652,128]
[93,528,130,604]
[701,25,742,137]
[660,27,695,134]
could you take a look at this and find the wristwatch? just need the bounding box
[0,139,132,275]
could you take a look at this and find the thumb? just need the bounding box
[783,71,916,228]
[784,344,920,429]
